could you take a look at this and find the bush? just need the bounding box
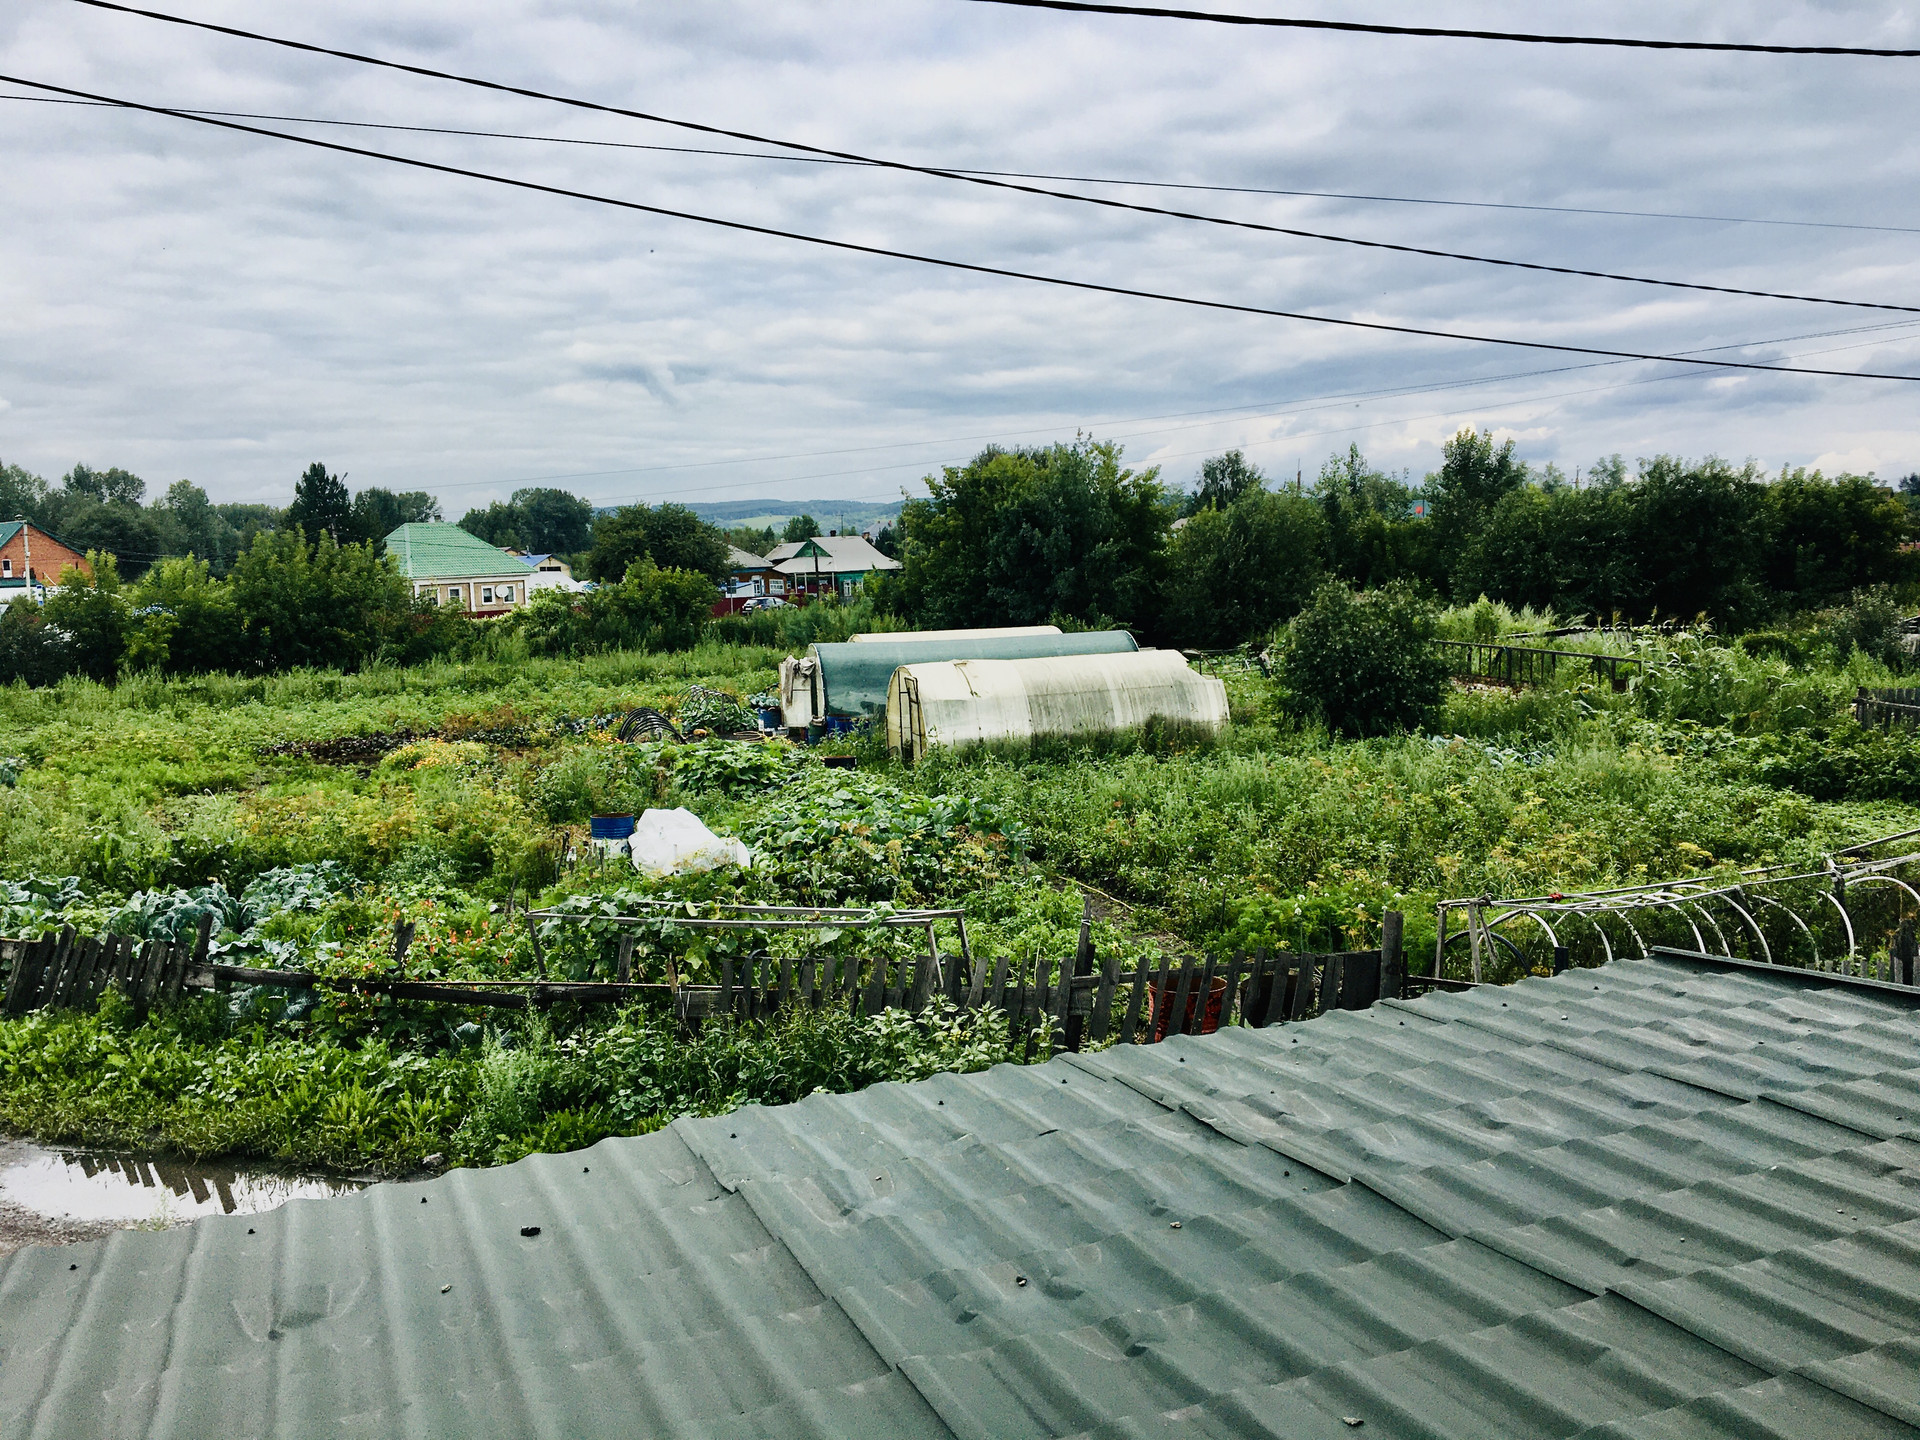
[517,562,716,657]
[1274,582,1451,737]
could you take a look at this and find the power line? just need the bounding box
[52,5,1919,312]
[7,73,1917,387]
[10,92,1918,241]
[421,316,1920,499]
[965,0,1920,56]
[10,91,1917,238]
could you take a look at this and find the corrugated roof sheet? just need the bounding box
[4,953,1919,1439]
[384,523,531,581]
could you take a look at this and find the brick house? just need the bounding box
[0,522,92,596]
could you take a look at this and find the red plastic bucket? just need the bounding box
[1147,975,1228,1041]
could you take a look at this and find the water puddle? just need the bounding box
[0,1138,366,1226]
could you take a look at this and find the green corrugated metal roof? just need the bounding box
[4,953,1920,1438]
[809,630,1141,717]
[384,523,530,581]
[0,522,23,551]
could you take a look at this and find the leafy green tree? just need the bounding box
[896,438,1171,630]
[53,500,164,577]
[587,504,730,582]
[0,462,52,526]
[1424,429,1529,595]
[1274,581,1450,737]
[519,560,716,656]
[723,524,778,558]
[1761,470,1910,610]
[42,552,132,682]
[1160,490,1327,647]
[1187,450,1265,515]
[151,480,244,574]
[782,513,820,544]
[285,463,354,544]
[350,488,441,548]
[228,529,413,672]
[61,464,145,506]
[1312,444,1431,589]
[1626,456,1768,624]
[127,556,238,674]
[0,596,73,686]
[459,488,594,555]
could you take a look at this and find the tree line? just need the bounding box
[3,432,1911,686]
[877,432,1918,647]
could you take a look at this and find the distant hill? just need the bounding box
[684,497,904,534]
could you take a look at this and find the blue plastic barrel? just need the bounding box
[757,707,781,731]
[590,814,637,841]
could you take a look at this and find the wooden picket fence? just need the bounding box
[1855,687,1920,729]
[1,911,1408,1054]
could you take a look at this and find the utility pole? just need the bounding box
[20,519,33,599]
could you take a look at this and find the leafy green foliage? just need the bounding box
[517,561,716,657]
[459,488,594,556]
[1160,489,1327,647]
[1275,582,1452,736]
[587,503,731,583]
[895,438,1170,631]
[41,552,131,682]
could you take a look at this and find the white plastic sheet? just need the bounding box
[628,807,754,878]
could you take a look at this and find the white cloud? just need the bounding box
[0,0,1916,513]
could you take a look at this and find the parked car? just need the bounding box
[741,596,790,612]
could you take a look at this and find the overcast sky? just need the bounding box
[2,0,1917,515]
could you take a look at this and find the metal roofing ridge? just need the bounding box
[1652,947,1920,1004]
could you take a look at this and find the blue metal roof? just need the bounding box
[4,952,1919,1438]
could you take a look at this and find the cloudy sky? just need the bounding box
[2,0,1917,516]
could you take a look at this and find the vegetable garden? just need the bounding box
[2,608,1918,1176]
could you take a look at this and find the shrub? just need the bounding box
[1274,582,1451,737]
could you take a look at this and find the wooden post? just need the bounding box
[1050,952,1073,1053]
[1898,917,1916,988]
[1290,957,1318,1020]
[779,954,795,1015]
[1089,945,1122,1045]
[1168,956,1195,1041]
[1434,905,1448,981]
[1065,895,1094,1052]
[906,951,932,1014]
[1380,911,1405,1001]
[720,958,736,1020]
[1220,952,1244,1028]
[1552,944,1570,976]
[1118,962,1149,1045]
[162,940,191,1004]
[3,933,43,1014]
[989,955,1010,1014]
[615,934,634,985]
[1321,954,1344,1015]
[1262,955,1292,1028]
[1194,955,1218,1034]
[864,956,887,1017]
[389,918,416,973]
[526,913,549,980]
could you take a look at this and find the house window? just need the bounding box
[771,577,786,595]
[753,577,765,595]
[447,587,461,604]
[500,585,514,603]
[2,560,10,577]
[481,586,495,604]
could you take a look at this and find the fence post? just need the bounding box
[1380,911,1405,1000]
[1089,946,1121,1045]
[1065,895,1094,1052]
[1898,917,1917,988]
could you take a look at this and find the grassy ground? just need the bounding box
[1,633,1914,1174]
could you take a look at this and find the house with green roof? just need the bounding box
[384,523,537,615]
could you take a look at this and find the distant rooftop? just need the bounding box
[766,534,901,576]
[384,523,530,581]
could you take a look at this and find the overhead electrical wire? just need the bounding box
[52,4,1919,312]
[964,0,1920,56]
[8,91,1916,238]
[430,317,1920,508]
[11,72,1913,386]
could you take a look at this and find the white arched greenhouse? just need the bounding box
[885,650,1229,760]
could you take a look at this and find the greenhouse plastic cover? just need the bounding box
[889,648,1229,757]
[6,953,1920,1439]
[628,807,753,877]
[848,626,1061,644]
[806,630,1138,719]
